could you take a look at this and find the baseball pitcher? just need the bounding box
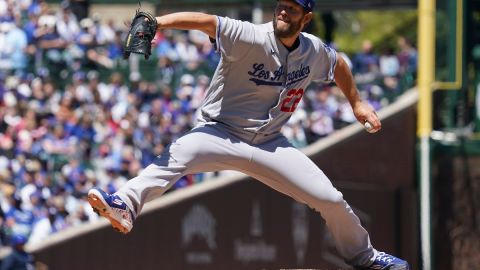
[88,1,409,269]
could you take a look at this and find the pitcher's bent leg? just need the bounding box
[114,125,251,217]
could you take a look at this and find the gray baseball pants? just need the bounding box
[115,123,376,266]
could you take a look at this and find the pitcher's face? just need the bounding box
[273,0,308,39]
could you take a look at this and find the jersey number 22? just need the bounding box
[281,88,304,113]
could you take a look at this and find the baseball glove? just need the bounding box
[123,10,158,60]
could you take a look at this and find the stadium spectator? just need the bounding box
[76,17,113,69]
[0,0,16,23]
[0,21,28,75]
[379,46,400,78]
[27,207,59,245]
[3,194,34,244]
[55,1,80,44]
[0,234,35,270]
[107,28,123,60]
[352,39,380,75]
[397,36,417,76]
[155,29,178,62]
[302,85,337,140]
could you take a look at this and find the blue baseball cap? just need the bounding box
[294,0,315,12]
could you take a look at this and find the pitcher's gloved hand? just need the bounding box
[123,10,158,60]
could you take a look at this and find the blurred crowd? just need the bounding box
[0,0,418,249]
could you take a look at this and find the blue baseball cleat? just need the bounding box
[87,188,135,234]
[357,252,410,270]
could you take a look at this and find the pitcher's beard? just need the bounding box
[273,17,302,39]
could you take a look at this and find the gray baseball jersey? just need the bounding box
[115,16,376,267]
[198,16,337,144]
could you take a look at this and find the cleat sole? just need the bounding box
[88,193,130,234]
